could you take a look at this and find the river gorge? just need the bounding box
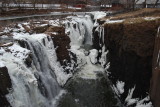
[0,9,160,107]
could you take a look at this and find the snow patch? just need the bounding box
[8,44,30,60]
[0,48,6,54]
[99,45,108,66]
[89,49,98,64]
[116,81,125,94]
[77,55,104,79]
[0,61,5,67]
[112,81,125,97]
[124,86,152,107]
[90,11,107,19]
[144,17,160,21]
[105,19,124,24]
[136,96,152,107]
[125,86,138,106]
[13,32,47,42]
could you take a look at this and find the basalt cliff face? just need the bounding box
[45,26,71,68]
[93,15,160,104]
[150,27,160,107]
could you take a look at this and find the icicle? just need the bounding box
[102,27,105,44]
[99,45,108,67]
[157,27,160,37]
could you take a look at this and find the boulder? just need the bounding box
[0,66,12,95]
[32,25,49,33]
[22,24,31,33]
[0,66,12,106]
[46,26,65,35]
[46,26,71,66]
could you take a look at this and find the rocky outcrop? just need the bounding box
[150,27,160,107]
[0,66,12,106]
[45,26,73,73]
[93,18,160,102]
[33,25,49,33]
[18,21,72,68]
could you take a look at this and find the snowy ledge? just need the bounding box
[103,17,160,25]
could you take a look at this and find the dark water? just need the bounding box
[58,72,122,107]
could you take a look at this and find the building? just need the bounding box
[135,0,160,8]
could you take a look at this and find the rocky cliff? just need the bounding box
[93,11,160,104]
[150,27,160,107]
[45,26,71,66]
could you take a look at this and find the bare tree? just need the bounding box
[154,0,160,7]
[1,0,11,11]
[132,0,136,10]
[32,0,37,10]
[40,0,43,9]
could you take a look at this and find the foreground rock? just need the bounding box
[0,66,12,106]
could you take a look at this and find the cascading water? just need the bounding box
[0,12,122,107]
[0,33,70,107]
[57,14,123,107]
[65,15,93,47]
[23,38,60,100]
[0,14,96,107]
[64,15,96,68]
[64,14,111,80]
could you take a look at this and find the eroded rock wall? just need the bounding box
[150,27,160,107]
[45,26,71,65]
[93,19,160,102]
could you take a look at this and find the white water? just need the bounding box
[0,12,109,107]
[0,14,97,107]
[0,33,70,107]
[64,14,107,80]
[65,15,94,47]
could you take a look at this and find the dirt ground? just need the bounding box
[102,8,160,20]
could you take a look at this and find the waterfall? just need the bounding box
[64,15,95,70]
[0,33,69,107]
[65,15,93,47]
[0,12,110,107]
[24,38,60,100]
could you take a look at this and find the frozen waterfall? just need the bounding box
[0,33,68,107]
[0,12,110,107]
